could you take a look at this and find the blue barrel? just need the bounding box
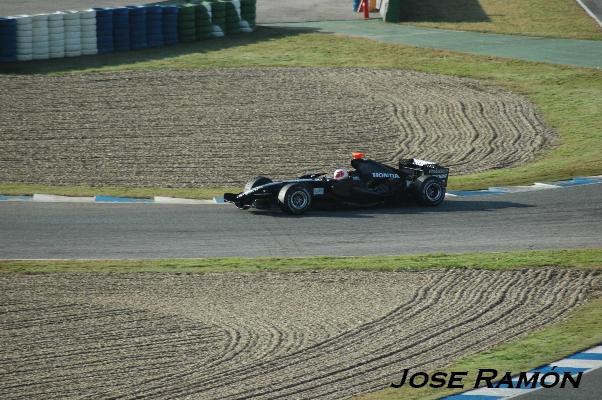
[0,17,17,62]
[145,5,163,48]
[94,8,114,53]
[161,5,178,45]
[127,5,147,50]
[113,7,130,51]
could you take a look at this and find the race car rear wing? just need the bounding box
[399,159,450,182]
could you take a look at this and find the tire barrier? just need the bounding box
[146,6,163,48]
[64,11,81,57]
[14,15,32,61]
[0,1,257,63]
[94,8,114,54]
[80,10,98,55]
[240,0,256,31]
[162,6,178,45]
[0,17,17,62]
[127,6,148,50]
[178,4,196,42]
[224,0,241,35]
[31,14,50,60]
[208,1,226,38]
[113,7,130,51]
[48,12,65,59]
[194,3,212,40]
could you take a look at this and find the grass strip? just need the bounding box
[1,28,601,191]
[354,296,602,400]
[398,0,602,40]
[1,248,600,273]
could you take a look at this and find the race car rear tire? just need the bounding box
[278,184,312,215]
[416,176,446,206]
[244,176,272,192]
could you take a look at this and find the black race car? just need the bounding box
[224,153,449,215]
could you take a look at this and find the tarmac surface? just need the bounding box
[515,366,602,399]
[580,0,602,25]
[1,184,600,259]
[265,20,602,69]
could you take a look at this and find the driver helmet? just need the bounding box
[333,169,349,180]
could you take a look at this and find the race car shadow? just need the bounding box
[251,199,532,218]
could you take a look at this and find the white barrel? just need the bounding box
[31,14,49,60]
[14,15,33,60]
[47,12,65,58]
[63,11,81,56]
[80,9,97,55]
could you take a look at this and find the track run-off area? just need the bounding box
[0,69,555,188]
[1,269,600,400]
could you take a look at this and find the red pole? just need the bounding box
[363,0,369,19]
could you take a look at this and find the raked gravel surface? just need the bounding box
[0,68,556,187]
[1,269,599,399]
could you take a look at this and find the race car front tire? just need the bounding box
[244,176,272,192]
[278,184,312,215]
[416,176,446,206]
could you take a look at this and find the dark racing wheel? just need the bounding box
[416,176,446,206]
[278,184,312,215]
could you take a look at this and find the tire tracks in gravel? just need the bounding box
[0,69,556,188]
[1,269,597,400]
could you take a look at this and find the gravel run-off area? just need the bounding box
[0,68,556,188]
[1,269,599,399]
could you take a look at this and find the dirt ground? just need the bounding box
[0,69,555,188]
[0,269,598,399]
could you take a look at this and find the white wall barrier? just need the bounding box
[15,15,33,61]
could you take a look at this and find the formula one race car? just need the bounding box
[224,152,449,215]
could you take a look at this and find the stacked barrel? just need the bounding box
[162,6,179,45]
[0,2,257,63]
[194,3,212,40]
[240,0,256,32]
[15,16,32,61]
[208,1,226,38]
[113,7,130,51]
[81,10,98,55]
[64,11,81,57]
[0,17,17,62]
[146,6,163,47]
[48,12,65,59]
[31,14,49,60]
[178,4,196,42]
[95,8,114,53]
[128,6,148,50]
[225,0,241,34]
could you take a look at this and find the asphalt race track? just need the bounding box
[1,184,600,259]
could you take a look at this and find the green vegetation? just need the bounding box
[1,28,601,193]
[1,248,600,273]
[399,0,602,40]
[355,296,602,400]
